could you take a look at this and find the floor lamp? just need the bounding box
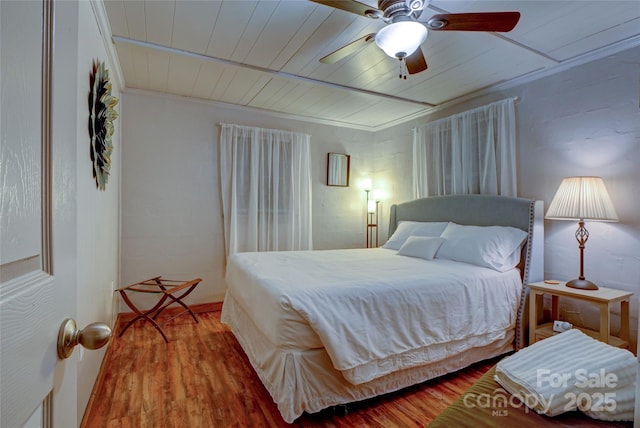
[365,190,379,248]
[545,176,618,290]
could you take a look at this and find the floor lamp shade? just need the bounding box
[545,176,618,290]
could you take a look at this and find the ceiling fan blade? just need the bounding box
[405,48,428,75]
[426,12,520,32]
[320,33,376,64]
[309,0,382,19]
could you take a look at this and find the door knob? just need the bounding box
[57,318,112,359]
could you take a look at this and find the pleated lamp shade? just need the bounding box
[545,176,617,290]
[545,176,618,222]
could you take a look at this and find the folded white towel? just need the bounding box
[495,329,636,421]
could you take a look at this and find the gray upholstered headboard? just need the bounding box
[388,195,544,349]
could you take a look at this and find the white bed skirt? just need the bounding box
[221,291,515,423]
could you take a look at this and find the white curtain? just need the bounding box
[220,123,313,257]
[413,98,517,198]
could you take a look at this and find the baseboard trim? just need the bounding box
[115,301,222,325]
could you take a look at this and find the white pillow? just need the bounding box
[383,221,449,250]
[436,222,527,272]
[397,236,445,260]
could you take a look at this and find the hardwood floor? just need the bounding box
[82,309,498,427]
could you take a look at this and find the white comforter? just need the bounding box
[225,248,522,385]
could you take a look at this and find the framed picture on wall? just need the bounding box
[327,153,350,187]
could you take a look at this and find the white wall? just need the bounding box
[120,92,410,303]
[519,47,640,351]
[120,45,639,350]
[73,1,121,423]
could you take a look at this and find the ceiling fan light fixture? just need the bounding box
[375,20,428,59]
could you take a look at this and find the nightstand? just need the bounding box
[528,281,632,348]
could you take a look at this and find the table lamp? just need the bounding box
[545,176,618,290]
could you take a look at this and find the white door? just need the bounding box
[1,1,79,426]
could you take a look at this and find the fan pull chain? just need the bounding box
[398,58,407,80]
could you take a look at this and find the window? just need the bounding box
[219,123,313,256]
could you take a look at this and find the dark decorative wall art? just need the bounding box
[89,60,118,191]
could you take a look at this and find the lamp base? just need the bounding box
[566,278,598,290]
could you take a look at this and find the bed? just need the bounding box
[221,194,544,423]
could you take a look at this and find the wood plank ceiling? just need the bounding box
[104,0,640,130]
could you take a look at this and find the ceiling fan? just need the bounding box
[311,0,520,77]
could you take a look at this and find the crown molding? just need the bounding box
[123,88,415,132]
[487,34,640,95]
[398,35,640,126]
[90,0,124,91]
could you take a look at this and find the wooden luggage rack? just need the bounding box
[115,276,202,342]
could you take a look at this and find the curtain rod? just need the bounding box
[218,122,311,138]
[411,97,519,131]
